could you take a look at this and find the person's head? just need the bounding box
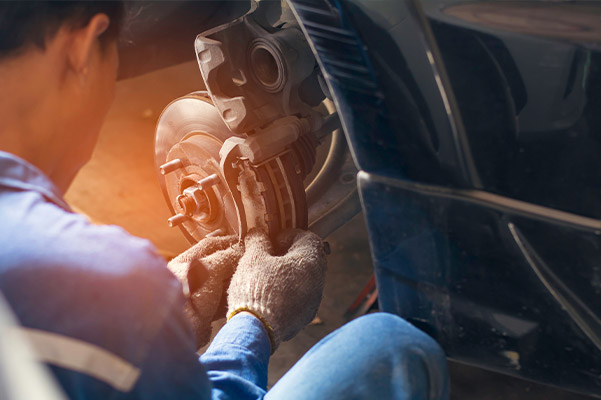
[0,2,124,60]
[0,1,124,192]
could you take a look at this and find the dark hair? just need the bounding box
[0,1,124,59]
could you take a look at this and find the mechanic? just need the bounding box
[0,2,449,399]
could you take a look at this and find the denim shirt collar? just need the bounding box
[0,151,71,211]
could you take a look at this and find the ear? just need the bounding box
[67,14,110,75]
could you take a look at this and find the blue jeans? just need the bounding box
[266,313,449,400]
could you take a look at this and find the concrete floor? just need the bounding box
[66,62,598,399]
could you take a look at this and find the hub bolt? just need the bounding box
[160,159,183,175]
[176,194,197,216]
[168,213,188,228]
[167,174,219,227]
[198,173,221,190]
[182,187,210,214]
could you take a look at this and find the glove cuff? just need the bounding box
[227,307,277,353]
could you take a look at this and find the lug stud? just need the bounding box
[160,159,183,175]
[198,173,221,190]
[168,213,188,228]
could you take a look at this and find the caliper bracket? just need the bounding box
[219,116,311,238]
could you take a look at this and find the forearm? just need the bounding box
[200,313,271,400]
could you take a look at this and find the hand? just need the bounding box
[227,228,327,352]
[168,235,243,348]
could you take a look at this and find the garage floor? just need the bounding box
[65,62,597,399]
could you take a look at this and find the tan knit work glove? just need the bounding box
[168,235,243,349]
[227,228,327,352]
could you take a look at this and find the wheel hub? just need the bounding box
[155,94,316,242]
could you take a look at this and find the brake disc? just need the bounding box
[155,92,316,243]
[155,1,360,243]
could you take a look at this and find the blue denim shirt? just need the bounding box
[0,151,270,400]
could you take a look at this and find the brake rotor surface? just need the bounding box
[155,92,313,243]
[155,93,242,242]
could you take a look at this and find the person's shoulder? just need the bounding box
[1,194,181,303]
[52,211,179,294]
[4,197,164,273]
[0,200,185,358]
[59,214,167,275]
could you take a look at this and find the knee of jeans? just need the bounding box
[350,313,449,398]
[349,313,447,366]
